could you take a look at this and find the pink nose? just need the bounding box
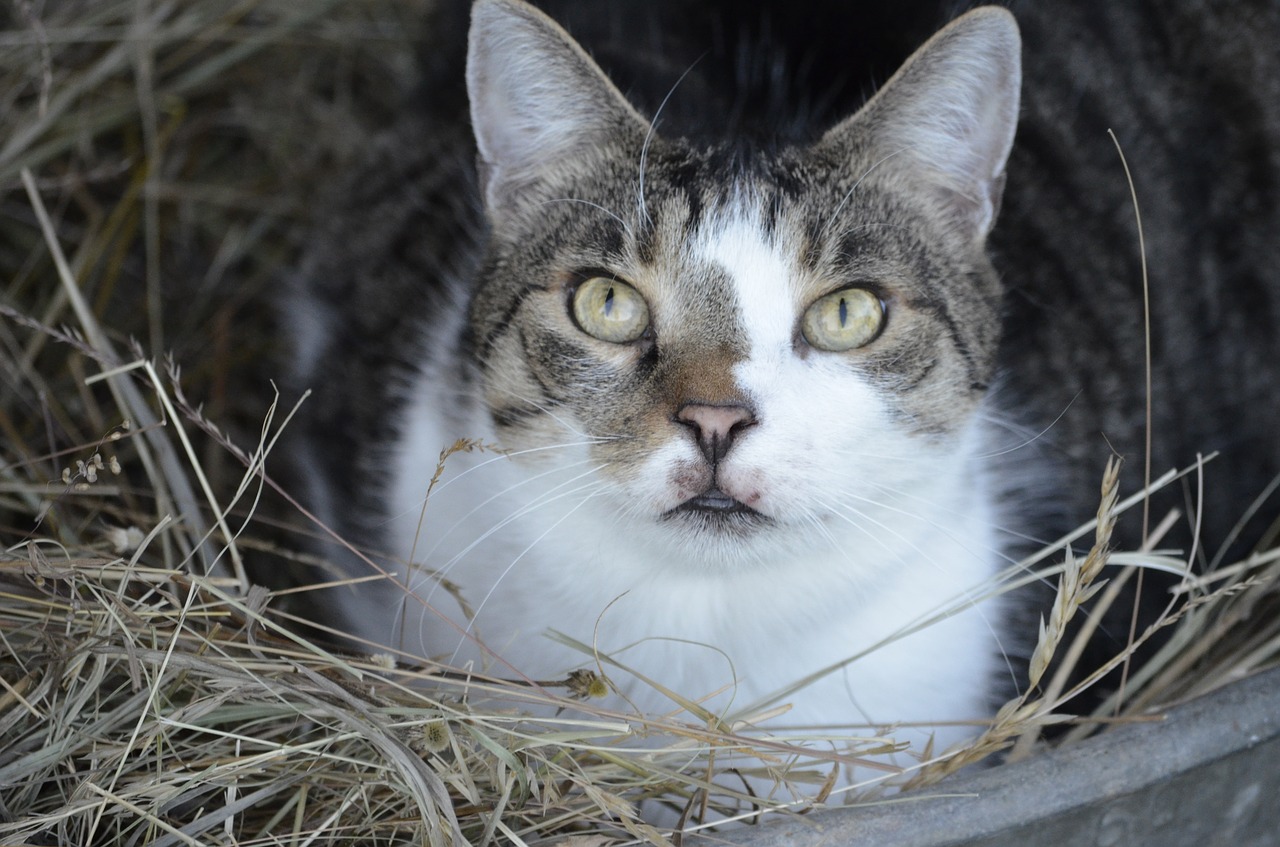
[675,402,757,464]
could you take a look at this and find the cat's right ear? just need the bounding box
[467,0,650,217]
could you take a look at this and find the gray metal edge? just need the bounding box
[702,665,1280,847]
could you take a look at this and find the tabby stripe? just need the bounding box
[515,327,574,405]
[908,294,985,392]
[797,217,826,273]
[479,282,548,361]
[897,355,939,392]
[491,401,557,429]
[634,213,657,265]
[761,191,783,237]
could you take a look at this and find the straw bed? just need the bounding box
[3,2,1279,844]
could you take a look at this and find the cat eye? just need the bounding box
[800,287,885,351]
[570,276,651,344]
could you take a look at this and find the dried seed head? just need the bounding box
[104,526,146,554]
[567,669,610,700]
[369,653,397,670]
[417,720,450,754]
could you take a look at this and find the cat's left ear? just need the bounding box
[823,7,1021,241]
[467,0,651,216]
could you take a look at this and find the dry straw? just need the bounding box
[2,2,1278,845]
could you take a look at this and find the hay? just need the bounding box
[3,1,1278,844]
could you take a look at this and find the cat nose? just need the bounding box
[675,402,757,464]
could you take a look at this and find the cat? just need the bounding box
[283,0,1280,815]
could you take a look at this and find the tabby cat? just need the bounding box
[285,0,1280,806]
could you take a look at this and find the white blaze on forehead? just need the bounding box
[693,206,799,361]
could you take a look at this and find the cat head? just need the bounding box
[463,0,1020,569]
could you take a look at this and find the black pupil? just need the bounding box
[838,296,848,327]
[604,286,615,316]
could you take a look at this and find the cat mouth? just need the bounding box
[665,487,769,528]
[679,488,751,513]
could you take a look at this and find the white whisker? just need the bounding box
[973,394,1080,459]
[446,480,610,666]
[818,148,909,242]
[536,197,635,241]
[636,55,703,225]
[420,465,612,601]
[417,454,601,564]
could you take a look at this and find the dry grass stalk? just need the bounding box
[899,459,1122,788]
[3,1,1280,844]
[0,527,912,844]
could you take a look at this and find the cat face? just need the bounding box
[464,0,1019,569]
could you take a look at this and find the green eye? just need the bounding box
[571,277,650,343]
[801,287,885,351]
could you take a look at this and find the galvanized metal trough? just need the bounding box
[711,666,1280,847]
